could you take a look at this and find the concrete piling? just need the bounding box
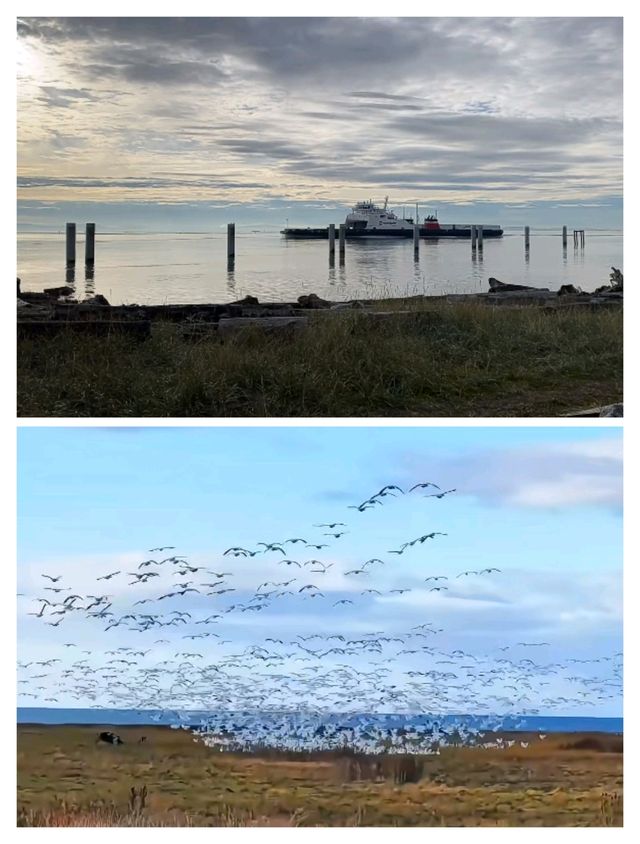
[66,223,76,266]
[85,223,95,265]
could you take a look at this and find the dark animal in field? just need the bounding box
[138,736,147,743]
[97,731,123,745]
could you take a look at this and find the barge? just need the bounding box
[282,198,503,239]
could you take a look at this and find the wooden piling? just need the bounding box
[413,224,419,251]
[329,223,335,256]
[85,223,95,264]
[477,225,483,249]
[66,223,76,266]
[227,223,235,259]
[562,225,567,248]
[471,225,477,248]
[524,226,530,249]
[339,224,346,258]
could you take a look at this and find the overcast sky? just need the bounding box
[16,16,623,230]
[18,426,622,715]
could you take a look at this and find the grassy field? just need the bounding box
[17,300,622,417]
[17,725,623,827]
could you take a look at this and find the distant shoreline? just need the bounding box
[17,723,623,736]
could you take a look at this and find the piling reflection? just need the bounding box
[328,256,336,287]
[84,264,95,298]
[29,226,619,304]
[226,257,236,290]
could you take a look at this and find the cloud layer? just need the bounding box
[17,17,623,210]
[399,437,622,510]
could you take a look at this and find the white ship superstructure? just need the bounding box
[345,197,415,235]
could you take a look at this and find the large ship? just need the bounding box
[281,198,503,239]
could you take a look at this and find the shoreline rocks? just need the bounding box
[17,272,622,332]
[564,403,623,418]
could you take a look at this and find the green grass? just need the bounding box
[17,300,622,417]
[17,726,624,827]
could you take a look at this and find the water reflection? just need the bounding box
[343,239,400,280]
[226,257,236,291]
[471,245,483,267]
[525,245,530,265]
[412,257,424,292]
[18,230,623,305]
[84,264,95,298]
[65,266,75,287]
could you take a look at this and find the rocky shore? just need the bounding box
[17,269,623,340]
[17,270,622,418]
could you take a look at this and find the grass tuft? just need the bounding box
[18,300,621,416]
[17,725,624,826]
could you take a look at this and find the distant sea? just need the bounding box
[17,708,623,733]
[17,228,623,306]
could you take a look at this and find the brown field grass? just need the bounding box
[16,725,623,827]
[17,299,622,417]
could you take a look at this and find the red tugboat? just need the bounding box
[420,213,503,238]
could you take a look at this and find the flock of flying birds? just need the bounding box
[18,481,622,753]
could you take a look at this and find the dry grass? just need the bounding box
[17,725,623,827]
[17,299,622,417]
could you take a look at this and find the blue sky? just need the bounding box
[17,426,622,716]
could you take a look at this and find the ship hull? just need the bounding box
[282,226,503,239]
[282,227,413,239]
[423,226,503,238]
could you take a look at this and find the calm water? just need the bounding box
[17,228,623,306]
[17,708,622,733]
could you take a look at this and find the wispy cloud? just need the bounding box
[399,438,622,511]
[17,17,622,211]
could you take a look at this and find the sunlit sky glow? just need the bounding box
[16,16,623,230]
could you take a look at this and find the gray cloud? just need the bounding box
[399,438,622,511]
[17,17,623,211]
[18,176,269,190]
